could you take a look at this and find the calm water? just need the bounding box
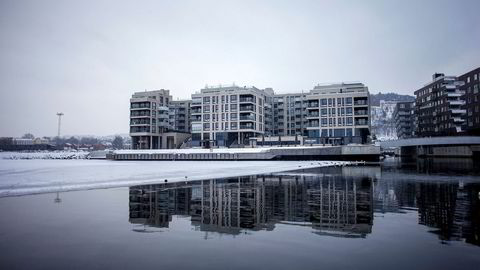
[1,158,480,269]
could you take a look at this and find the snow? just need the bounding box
[0,159,351,197]
[0,151,89,160]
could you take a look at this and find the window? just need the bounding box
[321,108,327,116]
[321,118,327,127]
[346,107,352,115]
[203,114,210,121]
[230,95,237,102]
[231,113,237,120]
[203,123,210,130]
[347,117,353,125]
[203,97,210,104]
[346,97,352,105]
[320,99,327,106]
[231,122,237,130]
[231,104,237,112]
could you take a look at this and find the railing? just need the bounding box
[354,110,368,116]
[239,97,255,103]
[355,120,368,125]
[307,103,319,107]
[354,100,368,106]
[240,124,254,129]
[239,115,255,121]
[130,112,151,117]
[307,113,319,117]
[239,106,254,111]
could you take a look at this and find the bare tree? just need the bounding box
[22,133,35,139]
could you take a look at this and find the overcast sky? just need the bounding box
[0,0,479,137]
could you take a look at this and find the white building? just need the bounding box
[129,90,171,149]
[190,85,273,147]
[305,83,370,144]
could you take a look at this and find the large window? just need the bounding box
[320,99,327,106]
[346,97,352,105]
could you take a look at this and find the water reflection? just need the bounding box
[130,166,375,238]
[129,163,480,246]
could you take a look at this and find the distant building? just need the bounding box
[459,67,480,135]
[414,73,466,137]
[393,101,415,139]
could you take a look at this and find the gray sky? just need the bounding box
[1,0,479,137]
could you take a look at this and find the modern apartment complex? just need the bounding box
[393,101,415,139]
[129,82,372,148]
[130,89,171,149]
[305,83,370,144]
[190,85,273,147]
[414,73,466,137]
[459,67,480,135]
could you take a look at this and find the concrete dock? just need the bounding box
[109,145,380,161]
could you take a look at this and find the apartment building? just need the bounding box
[190,85,273,147]
[393,101,415,139]
[129,89,171,149]
[169,100,191,133]
[459,67,480,135]
[272,93,308,136]
[305,83,371,144]
[414,73,466,137]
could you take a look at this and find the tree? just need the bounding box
[22,133,35,139]
[112,136,124,149]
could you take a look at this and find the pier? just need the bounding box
[108,145,380,161]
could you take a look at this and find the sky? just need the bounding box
[0,0,479,137]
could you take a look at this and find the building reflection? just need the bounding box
[129,167,374,238]
[373,163,480,246]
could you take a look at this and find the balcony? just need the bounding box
[130,111,151,117]
[355,119,368,126]
[306,112,319,118]
[239,123,255,130]
[130,119,150,126]
[239,114,255,121]
[354,100,368,106]
[239,97,255,103]
[451,109,466,114]
[239,105,255,112]
[354,110,368,116]
[448,100,465,106]
[191,109,202,114]
[307,102,319,108]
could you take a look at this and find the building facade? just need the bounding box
[190,85,272,147]
[305,83,371,144]
[129,90,171,149]
[459,67,480,135]
[414,73,466,137]
[169,100,192,133]
[272,93,308,137]
[393,101,415,139]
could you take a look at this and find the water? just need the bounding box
[0,158,479,269]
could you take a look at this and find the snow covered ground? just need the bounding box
[0,159,350,197]
[0,151,90,160]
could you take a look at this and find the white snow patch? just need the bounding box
[0,159,350,197]
[0,151,89,160]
